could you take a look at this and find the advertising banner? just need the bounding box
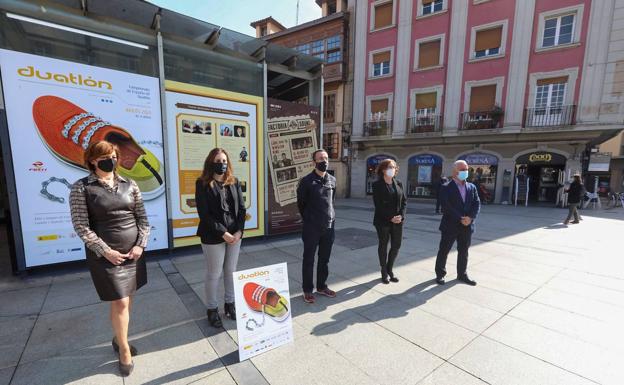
[233,262,293,361]
[0,49,167,267]
[165,80,264,246]
[266,99,320,235]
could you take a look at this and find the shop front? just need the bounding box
[515,152,567,203]
[406,154,443,198]
[366,154,396,194]
[458,153,498,204]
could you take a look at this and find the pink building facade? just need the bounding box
[351,0,622,204]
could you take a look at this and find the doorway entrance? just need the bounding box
[515,152,567,203]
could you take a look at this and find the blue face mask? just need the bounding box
[457,170,469,181]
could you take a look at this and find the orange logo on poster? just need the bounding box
[529,153,552,163]
[29,161,47,172]
[238,270,269,280]
[17,66,112,90]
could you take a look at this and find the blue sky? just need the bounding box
[149,0,322,37]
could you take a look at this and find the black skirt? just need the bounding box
[86,249,147,301]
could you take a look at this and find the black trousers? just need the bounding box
[302,223,335,293]
[435,195,442,213]
[375,224,402,278]
[435,226,472,279]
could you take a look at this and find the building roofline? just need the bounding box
[250,16,287,31]
[262,12,346,40]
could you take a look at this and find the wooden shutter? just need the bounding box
[475,26,502,51]
[418,40,441,68]
[374,2,393,29]
[324,94,336,123]
[371,99,389,114]
[469,85,497,112]
[537,76,569,86]
[415,92,437,109]
[373,51,391,64]
[422,0,434,4]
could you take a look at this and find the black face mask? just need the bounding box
[315,161,328,172]
[97,158,117,173]
[212,162,228,175]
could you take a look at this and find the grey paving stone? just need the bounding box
[528,286,624,323]
[21,288,190,364]
[484,315,623,384]
[451,337,595,385]
[187,369,236,385]
[251,332,377,385]
[0,285,48,317]
[509,300,622,352]
[0,315,36,369]
[444,284,523,314]
[544,275,624,306]
[317,314,443,385]
[40,276,100,314]
[124,322,223,385]
[11,347,122,385]
[557,269,624,293]
[173,259,206,285]
[417,363,487,385]
[0,366,14,385]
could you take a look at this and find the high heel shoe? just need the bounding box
[207,308,222,328]
[224,302,236,320]
[112,337,138,356]
[118,353,134,376]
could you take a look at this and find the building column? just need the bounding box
[578,0,615,123]
[443,0,469,133]
[504,0,536,130]
[392,0,414,136]
[351,0,368,137]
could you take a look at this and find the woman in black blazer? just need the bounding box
[372,159,407,284]
[195,148,246,327]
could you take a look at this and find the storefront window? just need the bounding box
[366,154,396,195]
[460,153,498,204]
[407,154,443,198]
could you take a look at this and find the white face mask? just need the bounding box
[385,168,395,178]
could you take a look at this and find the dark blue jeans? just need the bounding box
[301,223,335,293]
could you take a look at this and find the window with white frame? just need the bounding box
[369,98,390,121]
[474,26,502,58]
[372,1,394,30]
[414,92,437,117]
[326,35,341,63]
[327,35,341,50]
[422,0,444,15]
[542,14,575,47]
[327,51,341,63]
[371,51,391,77]
[296,43,311,55]
[535,77,567,113]
[311,40,324,60]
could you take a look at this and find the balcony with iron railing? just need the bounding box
[363,120,393,136]
[406,114,442,135]
[524,105,576,128]
[460,109,504,130]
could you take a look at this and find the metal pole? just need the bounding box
[156,28,174,251]
[263,59,269,236]
[319,65,324,148]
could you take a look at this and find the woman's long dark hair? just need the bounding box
[199,148,236,187]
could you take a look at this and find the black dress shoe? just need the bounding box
[381,277,390,284]
[118,357,134,377]
[112,338,138,356]
[224,302,236,320]
[435,277,445,285]
[458,275,477,286]
[207,308,223,328]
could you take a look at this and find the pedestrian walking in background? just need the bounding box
[372,159,407,284]
[564,174,585,225]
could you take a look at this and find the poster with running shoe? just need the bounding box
[0,49,168,267]
[233,263,293,361]
[164,80,264,247]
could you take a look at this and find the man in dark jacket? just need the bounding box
[434,160,481,286]
[564,174,584,225]
[296,149,337,304]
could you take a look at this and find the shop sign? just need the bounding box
[529,153,552,163]
[367,154,396,167]
[460,153,498,165]
[409,154,443,166]
[588,152,611,172]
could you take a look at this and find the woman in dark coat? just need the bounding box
[70,141,150,376]
[564,174,585,225]
[372,159,407,284]
[195,148,246,328]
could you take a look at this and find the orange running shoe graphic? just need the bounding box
[243,282,290,322]
[32,96,164,198]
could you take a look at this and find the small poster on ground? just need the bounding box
[232,262,293,361]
